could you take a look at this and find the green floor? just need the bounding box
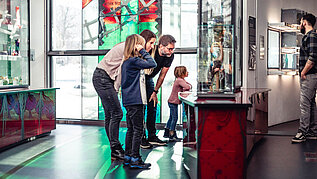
[0,124,189,179]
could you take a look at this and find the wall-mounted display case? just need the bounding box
[0,0,29,88]
[268,22,300,74]
[198,0,242,94]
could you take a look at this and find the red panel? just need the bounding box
[139,0,158,22]
[24,93,40,138]
[24,120,39,138]
[102,0,121,24]
[198,109,246,179]
[4,94,22,147]
[2,120,22,148]
[40,92,56,134]
[82,0,93,9]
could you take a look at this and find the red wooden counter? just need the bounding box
[0,88,57,151]
[180,89,270,179]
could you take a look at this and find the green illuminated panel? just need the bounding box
[98,0,161,122]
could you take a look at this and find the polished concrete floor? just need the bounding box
[1,121,317,178]
[0,124,188,179]
[247,120,317,179]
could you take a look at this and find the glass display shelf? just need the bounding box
[197,0,242,95]
[0,0,29,88]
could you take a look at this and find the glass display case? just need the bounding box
[0,0,29,88]
[268,22,300,74]
[198,0,242,94]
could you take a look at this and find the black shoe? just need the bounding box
[163,128,170,138]
[148,136,167,146]
[292,132,306,143]
[111,144,125,160]
[140,138,153,149]
[306,132,317,140]
[169,132,182,142]
[123,155,131,166]
[130,157,151,169]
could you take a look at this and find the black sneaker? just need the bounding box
[140,138,153,149]
[292,132,306,143]
[169,132,182,142]
[306,132,317,140]
[148,136,167,146]
[163,128,170,138]
[130,157,151,169]
[123,155,131,166]
[111,144,125,160]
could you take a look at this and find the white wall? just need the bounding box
[30,0,46,88]
[244,0,317,126]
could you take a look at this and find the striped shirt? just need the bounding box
[299,30,317,74]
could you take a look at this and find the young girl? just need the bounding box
[121,34,157,169]
[92,29,157,160]
[164,66,192,141]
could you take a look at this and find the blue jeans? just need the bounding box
[92,68,123,148]
[125,105,144,157]
[166,102,178,131]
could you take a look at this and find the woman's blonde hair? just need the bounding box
[123,34,145,61]
[174,66,187,78]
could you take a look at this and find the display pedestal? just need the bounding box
[180,89,270,179]
[0,88,57,151]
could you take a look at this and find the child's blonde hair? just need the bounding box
[174,66,187,78]
[123,34,146,61]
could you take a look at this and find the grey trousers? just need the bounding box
[299,73,317,134]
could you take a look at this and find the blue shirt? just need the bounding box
[121,49,157,106]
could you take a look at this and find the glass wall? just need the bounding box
[0,0,29,88]
[50,0,198,121]
[52,56,98,119]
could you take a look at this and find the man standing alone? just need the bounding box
[292,13,317,143]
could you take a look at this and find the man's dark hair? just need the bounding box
[302,13,316,27]
[158,34,176,46]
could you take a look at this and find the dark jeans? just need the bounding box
[92,68,123,148]
[125,105,144,157]
[145,76,157,138]
[166,102,178,131]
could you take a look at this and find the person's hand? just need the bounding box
[213,68,220,73]
[301,72,307,80]
[214,42,221,47]
[149,92,158,107]
[210,43,214,53]
[136,44,144,52]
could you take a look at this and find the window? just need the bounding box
[49,0,198,121]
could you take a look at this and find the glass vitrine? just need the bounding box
[198,0,242,94]
[0,0,29,88]
[268,23,300,72]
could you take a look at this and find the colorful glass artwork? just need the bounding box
[82,0,93,9]
[97,0,161,122]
